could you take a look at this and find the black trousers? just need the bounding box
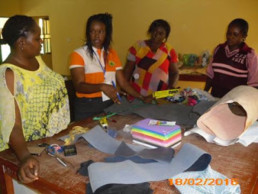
[74,97,113,121]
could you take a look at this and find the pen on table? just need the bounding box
[56,157,67,167]
[111,81,122,102]
[48,153,67,167]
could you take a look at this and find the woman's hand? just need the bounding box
[142,95,154,104]
[100,84,121,104]
[18,155,39,184]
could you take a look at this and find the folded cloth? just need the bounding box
[77,160,94,176]
[197,86,258,141]
[131,118,182,147]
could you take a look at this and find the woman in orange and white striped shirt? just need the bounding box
[69,13,144,121]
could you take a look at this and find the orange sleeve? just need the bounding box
[69,52,85,69]
[109,49,122,69]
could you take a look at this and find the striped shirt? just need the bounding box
[69,46,122,98]
[206,42,258,97]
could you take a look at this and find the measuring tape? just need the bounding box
[152,89,179,99]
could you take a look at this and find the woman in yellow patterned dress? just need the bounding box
[0,15,70,183]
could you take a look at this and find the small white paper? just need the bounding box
[101,80,112,101]
[102,92,110,101]
[148,119,176,126]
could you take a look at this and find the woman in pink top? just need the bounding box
[204,18,258,98]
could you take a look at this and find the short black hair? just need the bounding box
[147,19,171,40]
[228,18,249,37]
[85,13,113,59]
[2,15,36,48]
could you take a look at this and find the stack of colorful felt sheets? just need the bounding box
[131,118,182,147]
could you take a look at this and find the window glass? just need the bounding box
[0,16,51,63]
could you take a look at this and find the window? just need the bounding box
[0,16,51,64]
[37,17,51,54]
[0,17,10,63]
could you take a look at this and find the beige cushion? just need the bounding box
[197,86,258,140]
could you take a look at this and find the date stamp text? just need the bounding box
[168,178,238,186]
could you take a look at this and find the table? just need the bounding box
[0,114,257,194]
[177,73,207,90]
[179,74,207,82]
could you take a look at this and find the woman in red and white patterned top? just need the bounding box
[123,19,179,102]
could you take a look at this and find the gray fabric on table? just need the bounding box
[104,155,156,163]
[104,99,216,128]
[81,126,174,163]
[114,142,174,163]
[88,143,211,192]
[82,125,144,154]
[86,182,153,194]
[60,100,216,144]
[82,126,211,192]
[104,97,148,115]
[134,103,192,125]
[192,101,217,116]
[134,101,216,127]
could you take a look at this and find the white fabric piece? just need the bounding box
[172,165,241,194]
[185,121,258,146]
